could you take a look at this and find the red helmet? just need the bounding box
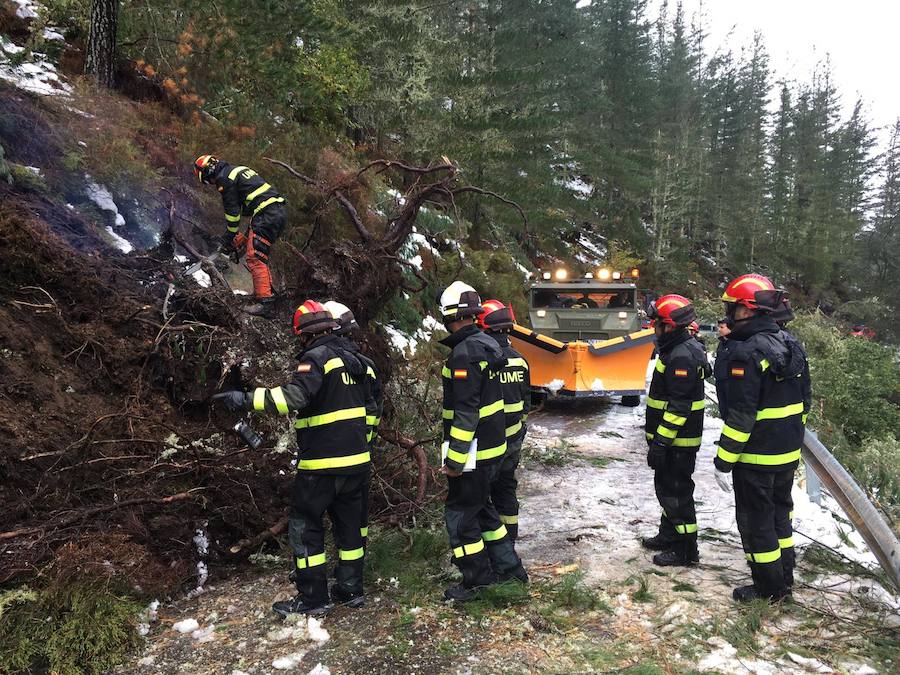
[722,274,782,312]
[688,321,700,335]
[292,300,338,336]
[477,299,516,331]
[649,294,696,328]
[194,154,218,183]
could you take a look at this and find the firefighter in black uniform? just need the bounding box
[712,274,811,602]
[194,155,286,318]
[213,300,371,615]
[641,294,710,566]
[476,299,530,543]
[437,282,527,601]
[324,300,383,553]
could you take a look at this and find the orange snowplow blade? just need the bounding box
[510,325,655,397]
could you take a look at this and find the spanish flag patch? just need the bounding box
[297,363,313,373]
[731,366,745,377]
[453,369,468,380]
[674,368,688,377]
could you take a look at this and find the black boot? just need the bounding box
[272,593,332,618]
[641,533,674,551]
[653,548,698,567]
[244,297,275,318]
[732,584,791,603]
[498,565,529,584]
[330,584,364,608]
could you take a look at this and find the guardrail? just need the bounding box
[704,386,900,590]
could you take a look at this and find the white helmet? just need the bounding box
[438,281,482,320]
[323,300,357,335]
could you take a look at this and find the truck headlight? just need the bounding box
[554,269,568,280]
[598,268,611,280]
[618,311,627,319]
[537,310,547,317]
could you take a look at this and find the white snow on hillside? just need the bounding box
[12,0,38,19]
[0,37,71,96]
[383,315,444,356]
[574,232,607,264]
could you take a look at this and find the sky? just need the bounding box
[578,0,899,147]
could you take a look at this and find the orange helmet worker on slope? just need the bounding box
[193,154,286,319]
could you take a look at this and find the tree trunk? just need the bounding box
[85,0,118,88]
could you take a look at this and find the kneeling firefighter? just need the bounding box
[437,282,527,601]
[642,294,710,567]
[713,274,811,602]
[194,155,286,318]
[213,300,371,616]
[476,299,530,543]
[323,300,383,549]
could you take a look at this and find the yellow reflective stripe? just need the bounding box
[226,224,240,233]
[339,547,364,561]
[788,510,794,520]
[717,446,740,463]
[655,360,666,373]
[252,196,284,216]
[297,451,370,471]
[692,400,706,411]
[476,442,507,461]
[504,400,525,413]
[296,552,326,569]
[442,408,454,419]
[270,387,289,414]
[295,407,366,429]
[228,165,249,180]
[655,425,677,439]
[499,514,518,524]
[722,425,751,442]
[479,361,488,371]
[674,523,698,534]
[760,358,770,371]
[505,421,522,437]
[663,411,687,426]
[245,182,272,203]
[367,431,375,442]
[802,413,808,425]
[746,548,781,564]
[446,447,469,465]
[671,437,701,447]
[441,366,452,378]
[481,524,508,542]
[360,527,368,537]
[779,536,794,549]
[450,426,475,442]
[253,387,266,411]
[225,212,241,223]
[452,539,485,558]
[479,399,504,418]
[365,415,378,426]
[506,357,528,369]
[323,358,344,373]
[756,402,804,421]
[734,449,802,466]
[646,397,666,410]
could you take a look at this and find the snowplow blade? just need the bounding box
[510,325,656,398]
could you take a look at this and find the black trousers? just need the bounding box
[445,462,523,587]
[653,449,698,544]
[289,469,369,606]
[490,442,521,541]
[733,466,795,594]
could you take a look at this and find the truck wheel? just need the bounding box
[621,395,641,407]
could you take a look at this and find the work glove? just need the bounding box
[219,231,238,254]
[714,467,732,493]
[646,441,667,470]
[211,390,252,412]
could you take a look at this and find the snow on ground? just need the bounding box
[84,178,126,227]
[0,37,72,97]
[383,315,444,356]
[12,0,38,19]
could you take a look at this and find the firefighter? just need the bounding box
[476,299,530,543]
[194,155,286,318]
[712,274,811,602]
[642,294,710,566]
[212,300,371,615]
[323,300,383,552]
[714,318,734,419]
[437,282,527,600]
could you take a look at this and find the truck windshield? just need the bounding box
[532,288,635,309]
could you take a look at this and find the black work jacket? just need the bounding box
[334,336,383,445]
[714,336,736,418]
[645,330,710,451]
[439,324,507,472]
[714,316,812,473]
[252,334,369,475]
[486,332,531,450]
[212,162,284,232]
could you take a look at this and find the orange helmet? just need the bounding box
[722,274,782,312]
[194,154,218,183]
[648,294,696,328]
[477,299,516,331]
[292,300,337,336]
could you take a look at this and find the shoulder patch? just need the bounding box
[297,362,313,373]
[731,366,745,377]
[453,369,468,380]
[674,368,689,377]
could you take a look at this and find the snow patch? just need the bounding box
[384,324,415,354]
[305,616,330,643]
[0,37,71,96]
[191,269,211,288]
[574,233,607,265]
[544,379,565,394]
[273,652,306,670]
[172,618,199,634]
[24,166,41,176]
[515,261,533,279]
[42,28,65,42]
[104,227,134,253]
[191,623,216,643]
[308,665,331,675]
[12,0,38,19]
[589,378,604,392]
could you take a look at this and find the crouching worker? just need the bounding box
[213,300,371,616]
[436,282,527,601]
